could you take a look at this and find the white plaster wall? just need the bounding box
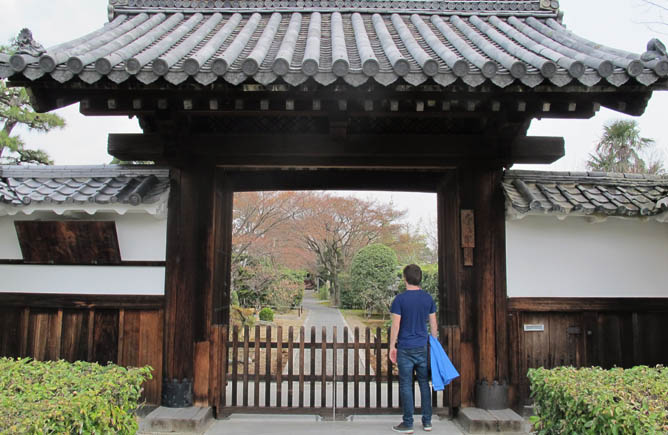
[0,216,23,259]
[114,214,167,261]
[0,265,165,295]
[0,212,167,261]
[506,215,668,298]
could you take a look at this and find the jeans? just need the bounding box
[397,346,432,427]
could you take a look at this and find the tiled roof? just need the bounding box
[0,165,170,207]
[504,170,668,219]
[3,4,667,90]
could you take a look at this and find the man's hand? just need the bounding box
[390,347,397,364]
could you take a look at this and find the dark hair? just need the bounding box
[403,264,422,286]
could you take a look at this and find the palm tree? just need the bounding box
[586,120,665,174]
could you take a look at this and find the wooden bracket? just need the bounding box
[461,209,475,267]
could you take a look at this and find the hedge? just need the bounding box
[528,365,668,434]
[0,358,152,434]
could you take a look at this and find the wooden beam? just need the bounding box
[0,293,164,310]
[108,133,564,166]
[215,169,448,192]
[508,297,668,312]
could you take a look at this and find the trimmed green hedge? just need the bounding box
[0,358,152,434]
[528,365,668,434]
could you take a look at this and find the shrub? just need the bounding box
[350,244,398,316]
[259,307,274,322]
[0,357,152,434]
[528,365,668,434]
[230,290,240,306]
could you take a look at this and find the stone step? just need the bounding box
[456,407,528,434]
[139,406,213,434]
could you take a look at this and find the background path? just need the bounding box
[285,290,372,376]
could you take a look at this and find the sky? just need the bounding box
[1,0,668,228]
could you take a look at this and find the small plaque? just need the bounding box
[524,324,544,332]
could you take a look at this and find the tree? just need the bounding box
[294,193,404,306]
[586,120,665,174]
[349,244,398,318]
[0,45,65,165]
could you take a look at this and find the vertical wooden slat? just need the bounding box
[387,326,393,409]
[221,325,229,409]
[209,325,221,410]
[277,325,283,408]
[117,309,125,365]
[332,326,337,409]
[265,326,271,407]
[19,307,30,358]
[365,327,371,409]
[310,326,316,408]
[86,309,95,361]
[354,327,360,408]
[52,309,63,361]
[299,326,305,408]
[232,325,239,407]
[321,326,326,407]
[343,327,349,408]
[254,325,260,407]
[287,326,294,407]
[375,327,381,408]
[194,341,210,407]
[243,325,250,407]
[453,326,462,408]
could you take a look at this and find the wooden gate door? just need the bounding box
[515,312,584,406]
[204,325,460,418]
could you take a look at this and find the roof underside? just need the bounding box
[504,170,668,220]
[3,1,667,90]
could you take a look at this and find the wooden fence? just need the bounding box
[0,294,164,404]
[201,324,461,417]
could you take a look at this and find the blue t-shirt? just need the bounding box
[390,289,436,349]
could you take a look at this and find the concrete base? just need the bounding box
[139,406,213,434]
[456,408,525,434]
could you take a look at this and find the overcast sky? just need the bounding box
[2,0,667,228]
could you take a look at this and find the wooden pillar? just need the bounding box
[450,166,510,408]
[163,165,215,406]
[210,169,233,326]
[467,167,510,406]
[437,171,460,326]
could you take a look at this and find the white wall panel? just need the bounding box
[0,216,22,259]
[0,265,165,295]
[114,214,167,261]
[506,216,668,298]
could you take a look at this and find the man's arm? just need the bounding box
[429,312,438,337]
[389,313,401,364]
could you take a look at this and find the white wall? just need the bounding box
[0,212,167,261]
[506,215,668,298]
[0,265,164,295]
[0,211,166,295]
[0,216,23,259]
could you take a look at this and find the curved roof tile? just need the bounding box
[504,170,668,219]
[0,166,170,208]
[3,6,665,89]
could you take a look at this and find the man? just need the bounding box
[389,264,438,434]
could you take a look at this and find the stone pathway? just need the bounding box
[285,290,371,376]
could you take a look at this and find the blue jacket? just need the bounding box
[429,335,459,391]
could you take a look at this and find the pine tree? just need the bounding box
[0,44,65,164]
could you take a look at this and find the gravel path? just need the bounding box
[284,291,371,376]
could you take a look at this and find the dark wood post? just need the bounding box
[467,167,510,409]
[162,165,216,407]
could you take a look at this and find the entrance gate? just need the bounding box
[203,325,460,417]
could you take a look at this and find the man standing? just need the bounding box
[389,264,438,433]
